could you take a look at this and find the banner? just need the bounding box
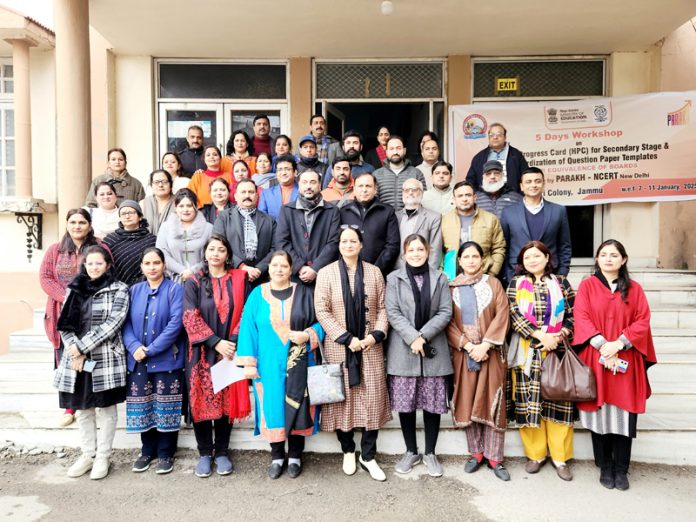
[449,92,696,205]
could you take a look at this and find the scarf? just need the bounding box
[455,271,484,372]
[376,145,387,164]
[339,257,366,388]
[297,194,323,235]
[57,269,116,334]
[238,207,258,261]
[299,155,320,169]
[103,224,155,286]
[510,274,565,376]
[284,283,318,434]
[405,262,431,331]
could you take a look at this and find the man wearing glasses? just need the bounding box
[466,123,529,193]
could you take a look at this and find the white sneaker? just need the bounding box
[59,412,75,428]
[342,452,356,476]
[90,457,110,480]
[67,455,94,478]
[358,455,386,482]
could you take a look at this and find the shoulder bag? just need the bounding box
[541,334,597,402]
[307,341,346,406]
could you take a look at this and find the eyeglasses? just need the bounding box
[152,179,170,186]
[120,210,138,217]
[402,187,422,193]
[488,132,505,138]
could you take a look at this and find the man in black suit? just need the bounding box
[500,167,572,283]
[212,179,276,285]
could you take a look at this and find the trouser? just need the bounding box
[519,419,574,462]
[141,428,179,459]
[591,432,633,474]
[398,411,441,455]
[336,429,379,461]
[75,406,118,459]
[464,422,506,463]
[270,435,305,460]
[193,418,233,457]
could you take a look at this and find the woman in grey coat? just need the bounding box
[385,233,453,477]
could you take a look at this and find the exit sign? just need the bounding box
[495,77,520,95]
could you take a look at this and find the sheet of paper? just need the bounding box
[210,357,247,394]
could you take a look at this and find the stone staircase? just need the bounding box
[2,269,695,464]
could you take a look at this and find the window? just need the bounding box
[0,104,15,196]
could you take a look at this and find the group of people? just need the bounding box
[39,117,655,492]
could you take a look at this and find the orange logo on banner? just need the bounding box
[668,100,691,126]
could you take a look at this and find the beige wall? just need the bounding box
[447,55,471,106]
[289,57,311,145]
[29,48,56,206]
[657,19,696,269]
[90,27,116,176]
[113,55,154,187]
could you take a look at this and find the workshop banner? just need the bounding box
[449,92,696,205]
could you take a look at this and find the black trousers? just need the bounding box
[336,429,379,461]
[193,418,233,457]
[141,428,178,459]
[270,435,305,460]
[399,411,441,455]
[591,432,633,474]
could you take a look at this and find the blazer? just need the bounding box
[258,183,298,221]
[465,144,529,191]
[384,267,453,377]
[340,199,401,275]
[122,278,186,373]
[275,199,341,276]
[395,206,443,271]
[212,206,277,274]
[500,200,572,282]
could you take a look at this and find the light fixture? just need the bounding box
[381,1,394,15]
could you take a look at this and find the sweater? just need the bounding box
[156,212,213,278]
[373,160,427,211]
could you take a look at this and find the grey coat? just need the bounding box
[385,267,453,377]
[395,206,443,271]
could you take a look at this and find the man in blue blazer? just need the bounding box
[258,155,298,220]
[500,167,572,284]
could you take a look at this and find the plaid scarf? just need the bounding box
[238,207,258,261]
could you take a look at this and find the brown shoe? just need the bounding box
[554,462,573,481]
[524,458,546,474]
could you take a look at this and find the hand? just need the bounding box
[71,354,86,372]
[600,340,623,359]
[602,354,620,374]
[180,269,194,282]
[360,335,376,351]
[243,265,262,282]
[215,339,236,360]
[133,346,148,362]
[243,366,260,380]
[469,343,490,363]
[535,332,560,352]
[348,337,362,352]
[410,337,426,357]
[67,344,81,359]
[298,266,317,283]
[289,330,310,345]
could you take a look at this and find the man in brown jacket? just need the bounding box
[441,181,505,277]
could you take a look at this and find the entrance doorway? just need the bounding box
[320,101,445,165]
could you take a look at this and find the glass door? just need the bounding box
[158,103,223,157]
[222,103,289,153]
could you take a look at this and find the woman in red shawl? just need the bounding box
[574,239,657,491]
[183,234,251,478]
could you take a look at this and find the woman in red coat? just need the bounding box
[574,239,657,491]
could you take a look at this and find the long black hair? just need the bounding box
[594,239,632,302]
[58,208,99,255]
[200,234,233,297]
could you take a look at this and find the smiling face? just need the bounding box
[403,238,429,268]
[520,172,545,199]
[458,245,483,275]
[96,185,117,211]
[84,252,109,280]
[275,137,290,155]
[339,228,363,259]
[205,239,228,270]
[141,251,165,284]
[255,154,271,174]
[210,180,230,206]
[204,147,221,169]
[108,151,126,174]
[377,127,390,146]
[275,161,296,186]
[235,182,258,209]
[161,154,180,178]
[522,247,550,277]
[233,162,250,182]
[232,133,248,154]
[253,117,270,138]
[66,213,90,242]
[151,172,172,198]
[268,253,292,285]
[596,244,626,276]
[175,197,197,223]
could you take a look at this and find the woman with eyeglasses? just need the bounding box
[140,169,175,235]
[315,225,391,482]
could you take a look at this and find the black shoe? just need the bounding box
[488,462,511,481]
[268,462,283,479]
[614,471,630,491]
[287,462,302,479]
[464,456,485,474]
[132,455,154,473]
[156,457,174,475]
[599,468,615,489]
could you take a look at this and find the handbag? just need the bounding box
[541,334,597,402]
[307,340,346,406]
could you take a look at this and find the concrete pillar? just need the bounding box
[7,38,33,198]
[447,55,472,106]
[289,57,312,144]
[54,0,92,216]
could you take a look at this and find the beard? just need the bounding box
[483,178,506,194]
[345,148,360,161]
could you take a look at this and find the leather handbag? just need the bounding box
[541,334,597,402]
[307,341,346,406]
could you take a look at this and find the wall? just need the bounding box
[90,27,116,176]
[289,57,311,145]
[658,19,696,269]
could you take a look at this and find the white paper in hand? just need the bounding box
[210,357,247,394]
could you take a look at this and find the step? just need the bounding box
[645,289,696,307]
[650,306,696,329]
[652,329,696,354]
[32,308,44,331]
[8,329,53,351]
[630,270,696,289]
